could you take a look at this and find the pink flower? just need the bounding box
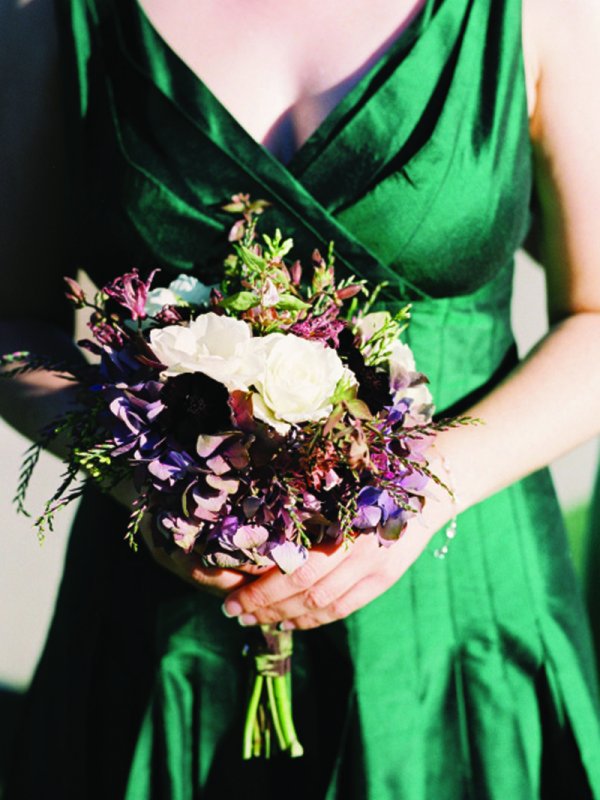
[63,276,87,306]
[104,268,159,321]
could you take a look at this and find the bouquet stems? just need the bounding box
[242,624,304,759]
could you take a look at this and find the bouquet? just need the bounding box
[2,195,471,759]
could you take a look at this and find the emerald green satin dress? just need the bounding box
[7,0,600,797]
[585,475,600,669]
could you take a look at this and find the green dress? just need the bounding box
[7,0,600,797]
[585,474,600,670]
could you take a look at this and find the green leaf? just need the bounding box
[323,406,345,436]
[332,378,357,405]
[263,231,294,259]
[234,244,266,273]
[345,398,373,420]
[221,201,246,213]
[249,199,271,214]
[219,291,260,312]
[276,294,311,312]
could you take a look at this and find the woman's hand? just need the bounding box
[221,485,454,629]
[111,478,262,598]
[138,515,259,597]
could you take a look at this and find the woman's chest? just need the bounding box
[75,0,533,301]
[136,0,428,162]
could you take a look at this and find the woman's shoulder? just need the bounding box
[523,0,600,127]
[523,0,600,82]
[522,0,600,322]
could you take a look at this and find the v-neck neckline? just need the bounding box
[132,0,433,173]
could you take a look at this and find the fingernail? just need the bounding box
[221,600,243,618]
[278,620,295,631]
[238,613,258,627]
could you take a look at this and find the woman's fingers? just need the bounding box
[234,544,380,624]
[285,574,394,630]
[221,539,351,619]
[140,519,250,597]
[223,528,432,628]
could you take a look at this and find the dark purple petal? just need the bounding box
[353,505,382,529]
[148,450,194,483]
[243,496,262,518]
[357,485,383,508]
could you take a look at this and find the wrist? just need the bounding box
[418,440,461,536]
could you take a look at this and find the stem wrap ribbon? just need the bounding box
[243,624,304,759]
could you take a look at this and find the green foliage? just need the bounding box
[356,305,412,367]
[275,294,310,312]
[125,490,150,551]
[73,442,118,481]
[219,291,261,312]
[262,229,294,261]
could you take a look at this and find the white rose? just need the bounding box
[149,312,258,389]
[250,334,345,432]
[388,340,433,408]
[145,287,180,317]
[168,274,213,306]
[145,274,214,317]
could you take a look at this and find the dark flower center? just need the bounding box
[161,372,232,448]
[337,327,390,413]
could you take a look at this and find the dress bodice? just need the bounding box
[58,0,531,295]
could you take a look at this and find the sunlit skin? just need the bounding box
[1,0,600,630]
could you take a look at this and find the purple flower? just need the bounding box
[105,382,165,458]
[196,431,251,473]
[104,268,159,321]
[88,313,126,348]
[233,524,269,550]
[99,345,145,384]
[187,480,230,522]
[354,486,410,546]
[290,305,345,348]
[202,516,273,568]
[156,512,201,553]
[147,450,196,487]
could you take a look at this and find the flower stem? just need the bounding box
[242,624,303,758]
[243,674,264,760]
[266,675,287,752]
[273,674,304,757]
